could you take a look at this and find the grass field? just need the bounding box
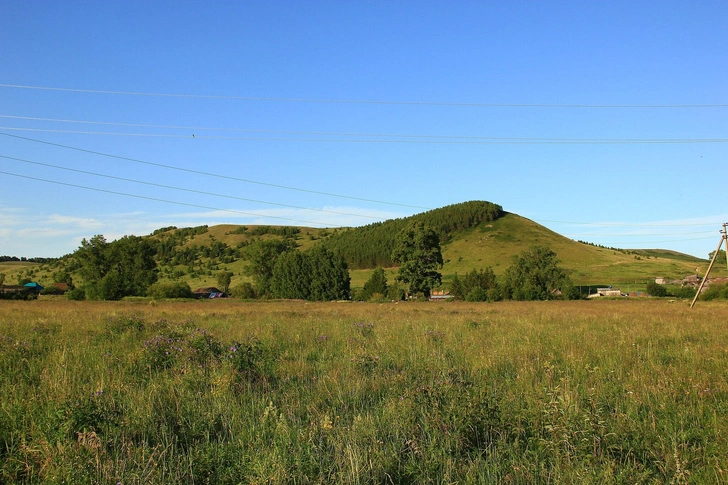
[2,299,727,484]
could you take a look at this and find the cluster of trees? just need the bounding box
[0,255,56,263]
[242,240,350,300]
[323,201,503,269]
[74,235,158,300]
[451,268,498,302]
[448,247,578,302]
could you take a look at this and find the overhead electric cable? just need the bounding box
[0,154,383,221]
[2,126,726,144]
[534,218,722,228]
[578,236,716,244]
[564,231,717,237]
[0,170,344,227]
[2,114,726,144]
[1,83,726,108]
[0,132,431,210]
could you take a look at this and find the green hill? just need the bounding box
[2,201,712,293]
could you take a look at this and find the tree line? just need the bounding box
[322,201,503,269]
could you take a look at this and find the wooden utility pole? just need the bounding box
[690,223,728,308]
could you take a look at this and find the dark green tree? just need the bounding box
[216,271,234,293]
[450,273,464,300]
[502,246,571,301]
[308,245,350,301]
[270,246,350,301]
[270,251,313,300]
[147,280,193,299]
[76,235,158,300]
[463,267,499,301]
[360,267,388,300]
[52,270,74,288]
[243,239,295,297]
[646,281,668,297]
[393,221,443,298]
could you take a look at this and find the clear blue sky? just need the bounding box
[1,1,726,258]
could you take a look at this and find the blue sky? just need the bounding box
[1,1,726,258]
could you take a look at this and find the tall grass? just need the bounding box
[1,299,727,483]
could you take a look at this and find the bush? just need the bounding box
[646,281,668,297]
[465,287,488,302]
[668,286,697,299]
[66,288,86,301]
[230,282,257,299]
[702,283,728,301]
[147,280,193,299]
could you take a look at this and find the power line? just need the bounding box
[3,114,727,145]
[534,218,722,228]
[2,125,726,144]
[0,132,431,210]
[576,236,716,244]
[0,154,383,221]
[2,83,726,108]
[0,170,345,227]
[564,231,717,237]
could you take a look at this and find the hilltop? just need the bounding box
[2,201,709,292]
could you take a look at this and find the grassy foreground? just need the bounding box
[1,300,727,484]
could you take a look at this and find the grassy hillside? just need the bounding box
[440,213,708,287]
[2,202,712,293]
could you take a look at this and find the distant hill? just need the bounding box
[322,200,504,268]
[3,200,711,291]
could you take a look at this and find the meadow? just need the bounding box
[1,299,727,484]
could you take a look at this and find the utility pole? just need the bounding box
[691,223,728,308]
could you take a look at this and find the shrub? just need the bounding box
[465,287,488,302]
[702,282,728,301]
[66,288,86,300]
[230,282,257,299]
[147,280,193,299]
[668,286,696,299]
[646,281,668,297]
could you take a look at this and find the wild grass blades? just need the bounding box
[1,299,727,483]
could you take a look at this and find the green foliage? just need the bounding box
[708,248,727,265]
[668,286,697,299]
[243,239,296,297]
[51,270,73,287]
[248,225,300,238]
[701,282,728,300]
[646,281,668,297]
[465,286,488,302]
[270,246,350,301]
[503,246,571,300]
[230,282,257,299]
[324,201,503,268]
[358,267,388,301]
[270,251,312,300]
[77,235,158,300]
[393,221,443,298]
[308,245,351,301]
[147,280,193,299]
[453,267,500,301]
[0,273,5,287]
[215,271,233,293]
[66,287,86,300]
